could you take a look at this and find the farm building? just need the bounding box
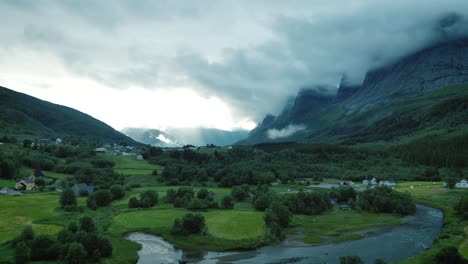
[363,176,377,185]
[456,179,468,188]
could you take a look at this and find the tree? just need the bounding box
[79,216,96,233]
[455,194,468,219]
[60,188,77,210]
[171,213,206,235]
[92,189,112,207]
[128,197,140,208]
[97,236,113,257]
[15,241,30,264]
[197,188,209,199]
[30,235,58,260]
[270,201,291,228]
[110,185,125,200]
[35,178,46,190]
[220,195,234,209]
[63,243,87,264]
[68,223,78,233]
[164,189,177,203]
[57,229,74,244]
[20,226,35,241]
[445,177,458,189]
[340,256,364,264]
[140,190,158,208]
[231,185,249,201]
[254,192,273,211]
[86,195,97,210]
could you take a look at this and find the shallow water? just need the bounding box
[127,205,443,264]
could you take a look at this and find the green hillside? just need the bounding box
[0,86,137,145]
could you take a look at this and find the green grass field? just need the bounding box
[0,193,62,243]
[0,179,15,188]
[461,226,468,258]
[287,207,402,244]
[105,154,163,175]
[113,208,264,241]
[395,181,448,195]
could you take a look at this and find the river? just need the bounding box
[126,204,443,264]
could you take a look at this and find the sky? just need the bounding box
[1,0,468,131]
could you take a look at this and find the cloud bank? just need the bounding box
[267,124,307,139]
[1,0,468,127]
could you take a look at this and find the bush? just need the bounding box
[434,246,466,264]
[128,197,140,208]
[254,192,274,211]
[187,198,209,211]
[231,185,249,201]
[197,188,209,199]
[220,195,234,209]
[92,189,112,207]
[63,243,87,264]
[171,213,206,235]
[86,195,97,210]
[164,189,177,203]
[20,226,35,241]
[139,190,158,208]
[79,216,96,233]
[15,241,30,264]
[30,235,59,260]
[110,185,125,200]
[60,188,77,210]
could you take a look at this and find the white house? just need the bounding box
[136,155,144,161]
[455,179,468,188]
[95,147,106,153]
[363,176,377,185]
[379,180,396,187]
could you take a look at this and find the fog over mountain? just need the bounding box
[1,1,468,128]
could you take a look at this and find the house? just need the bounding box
[363,176,377,185]
[340,204,351,210]
[72,183,95,196]
[55,138,62,144]
[95,147,106,153]
[455,179,468,188]
[15,179,36,190]
[271,180,281,186]
[379,180,396,187]
[294,178,307,184]
[136,155,144,161]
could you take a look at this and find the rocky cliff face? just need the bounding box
[343,38,468,113]
[240,38,468,144]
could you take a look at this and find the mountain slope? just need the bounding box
[0,86,138,144]
[240,38,468,145]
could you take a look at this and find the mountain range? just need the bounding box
[0,86,137,145]
[122,127,249,147]
[240,38,468,145]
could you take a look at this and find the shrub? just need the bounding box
[197,188,209,199]
[164,189,177,203]
[60,188,77,210]
[220,195,234,209]
[171,213,206,235]
[139,190,158,208]
[30,235,59,260]
[110,185,125,200]
[15,241,30,264]
[434,246,466,264]
[79,216,96,233]
[128,197,140,208]
[92,189,112,207]
[63,243,87,264]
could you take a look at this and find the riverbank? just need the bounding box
[127,205,443,264]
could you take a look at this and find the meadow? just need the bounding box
[105,154,163,175]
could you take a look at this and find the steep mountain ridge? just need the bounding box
[240,38,468,144]
[0,86,138,145]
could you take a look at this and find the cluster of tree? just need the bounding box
[264,201,292,240]
[14,217,112,264]
[171,213,206,236]
[330,186,357,203]
[357,186,416,215]
[434,246,468,264]
[455,194,468,220]
[0,155,19,179]
[284,190,332,215]
[128,190,159,209]
[395,133,468,168]
[163,187,217,210]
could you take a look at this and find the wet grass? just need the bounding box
[286,206,401,245]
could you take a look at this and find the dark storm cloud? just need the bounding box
[1,0,468,122]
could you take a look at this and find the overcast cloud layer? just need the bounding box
[1,0,468,129]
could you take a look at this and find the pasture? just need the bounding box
[105,154,163,175]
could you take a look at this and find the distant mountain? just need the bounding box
[122,127,250,147]
[0,86,138,145]
[240,38,468,145]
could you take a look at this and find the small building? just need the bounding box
[340,180,354,186]
[456,179,468,188]
[95,148,106,153]
[271,180,281,186]
[340,204,351,210]
[15,179,35,190]
[55,138,62,144]
[136,155,144,161]
[363,176,377,185]
[72,183,95,196]
[379,180,396,187]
